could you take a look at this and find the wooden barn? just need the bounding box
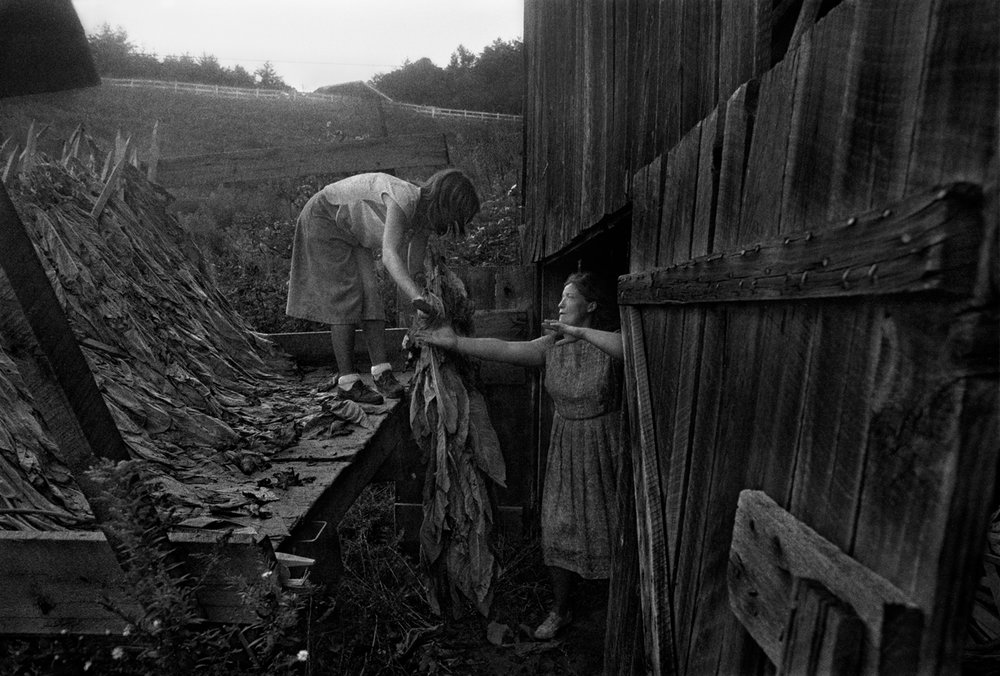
[521,0,998,674]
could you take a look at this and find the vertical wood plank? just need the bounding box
[604,407,646,676]
[779,4,856,231]
[622,305,676,674]
[905,0,999,189]
[668,306,725,673]
[630,157,663,274]
[657,123,703,267]
[789,303,880,548]
[827,1,934,214]
[736,50,800,246]
[719,0,763,101]
[691,105,723,257]
[778,578,865,676]
[714,82,757,253]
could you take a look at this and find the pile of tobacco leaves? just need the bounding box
[0,130,375,530]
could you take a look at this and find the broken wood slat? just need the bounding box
[728,489,923,673]
[90,143,130,219]
[618,183,982,305]
[146,120,160,182]
[0,184,129,470]
[778,577,864,675]
[0,530,138,634]
[155,133,449,187]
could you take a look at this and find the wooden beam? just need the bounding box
[0,529,278,633]
[728,489,923,673]
[618,183,983,305]
[155,133,450,187]
[0,183,129,470]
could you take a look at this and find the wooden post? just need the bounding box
[147,120,160,183]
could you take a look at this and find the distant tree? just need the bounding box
[225,64,257,89]
[472,38,523,114]
[88,24,134,75]
[372,57,449,106]
[371,38,522,113]
[254,62,288,89]
[448,45,476,71]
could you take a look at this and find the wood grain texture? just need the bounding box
[622,306,676,674]
[619,183,983,305]
[728,489,919,672]
[656,123,703,267]
[777,577,865,676]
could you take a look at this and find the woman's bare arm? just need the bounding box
[541,320,624,361]
[382,196,421,301]
[414,325,554,367]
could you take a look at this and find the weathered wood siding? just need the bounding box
[525,0,998,673]
[524,0,774,261]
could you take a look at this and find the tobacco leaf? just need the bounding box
[409,248,505,618]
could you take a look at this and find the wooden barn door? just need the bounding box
[619,183,997,674]
[613,1,997,672]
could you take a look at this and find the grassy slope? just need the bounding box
[1,83,523,333]
[0,84,382,160]
[0,82,520,184]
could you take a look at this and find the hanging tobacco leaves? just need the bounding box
[408,248,506,618]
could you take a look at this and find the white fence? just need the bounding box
[103,78,522,123]
[103,78,350,104]
[388,101,522,122]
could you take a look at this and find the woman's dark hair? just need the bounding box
[564,271,617,329]
[419,168,480,237]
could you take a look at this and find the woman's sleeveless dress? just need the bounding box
[285,173,420,325]
[541,339,622,578]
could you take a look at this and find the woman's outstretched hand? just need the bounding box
[413,324,459,350]
[542,319,581,346]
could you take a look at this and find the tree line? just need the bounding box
[87,25,290,90]
[87,25,524,113]
[368,39,523,115]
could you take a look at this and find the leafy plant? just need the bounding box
[0,460,310,675]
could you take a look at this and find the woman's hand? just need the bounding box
[413,324,459,350]
[411,296,438,319]
[542,319,582,345]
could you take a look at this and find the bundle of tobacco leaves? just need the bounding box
[408,248,507,618]
[0,132,367,529]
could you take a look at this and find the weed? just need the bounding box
[0,460,310,676]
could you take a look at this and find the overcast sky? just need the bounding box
[72,0,524,92]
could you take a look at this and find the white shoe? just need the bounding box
[533,610,572,640]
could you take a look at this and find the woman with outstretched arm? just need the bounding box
[414,271,623,640]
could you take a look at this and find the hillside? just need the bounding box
[0,85,385,161]
[1,82,524,332]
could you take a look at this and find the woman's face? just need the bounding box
[557,283,595,327]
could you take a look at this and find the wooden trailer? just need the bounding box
[522,0,997,673]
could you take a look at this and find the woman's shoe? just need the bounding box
[533,610,572,640]
[373,369,406,399]
[338,379,383,405]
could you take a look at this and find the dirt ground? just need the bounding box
[311,484,610,675]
